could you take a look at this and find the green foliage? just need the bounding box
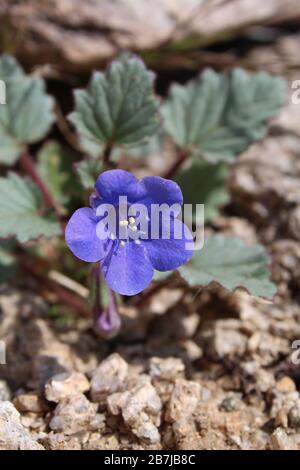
[114,132,164,159]
[179,235,276,299]
[0,173,61,242]
[0,53,283,305]
[153,270,173,282]
[0,55,24,78]
[176,160,229,223]
[0,55,55,165]
[75,159,102,189]
[37,141,77,207]
[47,306,74,328]
[69,55,161,157]
[226,69,286,141]
[163,68,286,163]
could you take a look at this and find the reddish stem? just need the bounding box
[21,258,90,317]
[91,265,101,323]
[49,281,90,317]
[20,152,65,230]
[163,148,191,179]
[102,142,114,167]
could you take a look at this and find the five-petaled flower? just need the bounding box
[65,170,194,295]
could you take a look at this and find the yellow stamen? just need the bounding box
[120,241,126,247]
[119,220,129,226]
[128,217,135,224]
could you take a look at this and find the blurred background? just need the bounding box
[1,0,300,83]
[1,0,300,75]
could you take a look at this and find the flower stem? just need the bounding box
[102,142,114,168]
[20,151,65,230]
[91,265,102,323]
[55,102,82,152]
[163,148,191,179]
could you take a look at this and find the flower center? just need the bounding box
[118,216,140,246]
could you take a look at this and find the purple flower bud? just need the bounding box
[94,288,121,339]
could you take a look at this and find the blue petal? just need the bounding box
[140,176,183,216]
[65,208,110,262]
[143,218,194,271]
[95,169,145,204]
[101,241,153,296]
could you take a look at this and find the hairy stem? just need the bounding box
[55,102,82,152]
[20,152,65,230]
[49,282,90,317]
[163,148,191,179]
[91,265,101,323]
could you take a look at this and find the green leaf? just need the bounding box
[0,173,61,242]
[163,68,286,163]
[0,240,17,282]
[114,132,164,159]
[226,69,287,141]
[176,160,229,223]
[37,141,76,206]
[68,55,160,156]
[153,270,173,282]
[0,54,55,165]
[75,159,102,189]
[179,235,276,299]
[0,54,24,78]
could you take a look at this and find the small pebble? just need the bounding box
[45,372,90,403]
[288,403,300,429]
[219,394,242,412]
[275,377,296,394]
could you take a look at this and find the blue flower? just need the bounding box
[65,170,194,296]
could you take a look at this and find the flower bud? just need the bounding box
[94,289,121,339]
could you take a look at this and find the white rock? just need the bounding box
[268,428,297,450]
[0,401,44,450]
[45,372,90,402]
[49,393,97,435]
[149,357,185,381]
[108,378,162,444]
[166,379,201,423]
[91,353,128,402]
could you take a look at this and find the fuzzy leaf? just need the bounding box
[0,54,24,78]
[226,69,286,141]
[176,161,229,223]
[164,68,286,163]
[153,270,173,282]
[0,55,55,165]
[76,159,102,189]
[68,55,160,156]
[0,173,61,242]
[37,142,77,207]
[114,132,164,159]
[179,235,276,299]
